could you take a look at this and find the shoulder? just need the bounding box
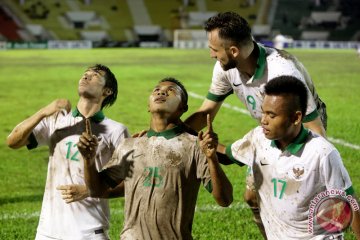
[305,131,337,157]
[102,117,129,132]
[265,48,302,74]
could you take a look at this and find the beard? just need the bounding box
[221,54,238,71]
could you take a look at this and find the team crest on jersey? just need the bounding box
[291,164,305,180]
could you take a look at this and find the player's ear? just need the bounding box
[103,88,113,97]
[230,46,239,57]
[293,111,302,125]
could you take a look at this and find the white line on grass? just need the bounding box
[0,211,40,220]
[189,91,360,150]
[0,202,249,220]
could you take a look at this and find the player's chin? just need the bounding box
[263,131,275,140]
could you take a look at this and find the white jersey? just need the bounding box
[28,108,130,240]
[207,43,326,125]
[226,126,353,239]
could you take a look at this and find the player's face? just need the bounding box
[208,29,237,71]
[78,69,107,99]
[148,81,184,115]
[261,95,296,145]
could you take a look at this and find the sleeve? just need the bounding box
[225,129,257,167]
[206,61,234,102]
[269,58,319,122]
[112,125,131,147]
[102,139,132,186]
[194,140,212,193]
[27,116,52,150]
[321,149,353,194]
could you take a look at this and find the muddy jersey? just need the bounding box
[226,126,353,239]
[207,43,326,126]
[28,108,130,239]
[103,125,212,240]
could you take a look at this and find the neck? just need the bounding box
[237,41,258,77]
[150,113,181,132]
[277,125,302,151]
[77,98,102,118]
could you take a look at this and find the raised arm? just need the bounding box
[6,99,71,149]
[184,99,222,132]
[77,118,121,198]
[198,114,233,207]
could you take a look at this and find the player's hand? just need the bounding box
[56,185,89,203]
[42,99,71,117]
[77,118,98,162]
[132,130,147,138]
[198,114,218,158]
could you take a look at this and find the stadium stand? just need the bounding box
[1,0,358,46]
[272,0,360,41]
[0,5,22,41]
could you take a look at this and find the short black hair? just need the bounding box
[159,77,188,111]
[204,11,252,47]
[88,64,118,109]
[264,76,308,116]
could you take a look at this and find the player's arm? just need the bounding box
[198,114,233,207]
[184,98,223,132]
[303,116,326,137]
[56,181,124,203]
[216,143,235,165]
[6,99,71,149]
[77,119,113,198]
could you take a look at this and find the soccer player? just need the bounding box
[217,76,360,239]
[77,77,233,239]
[6,64,130,240]
[184,11,327,238]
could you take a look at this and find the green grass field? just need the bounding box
[0,48,359,239]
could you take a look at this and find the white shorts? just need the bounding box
[35,229,110,240]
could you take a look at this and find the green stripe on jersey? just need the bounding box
[302,109,319,123]
[147,125,185,139]
[205,181,213,193]
[225,144,245,166]
[206,91,233,102]
[345,186,355,196]
[253,43,266,80]
[72,108,105,122]
[27,132,38,150]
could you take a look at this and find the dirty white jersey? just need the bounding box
[28,108,130,239]
[207,43,326,125]
[103,125,212,240]
[226,126,353,239]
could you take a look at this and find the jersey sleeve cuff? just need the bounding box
[345,186,355,196]
[26,132,38,150]
[303,109,319,123]
[225,144,245,167]
[206,91,233,102]
[100,171,120,189]
[205,180,213,193]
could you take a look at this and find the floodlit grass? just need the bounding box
[0,48,359,239]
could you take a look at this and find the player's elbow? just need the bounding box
[88,187,104,198]
[215,188,233,207]
[217,195,233,207]
[6,135,22,149]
